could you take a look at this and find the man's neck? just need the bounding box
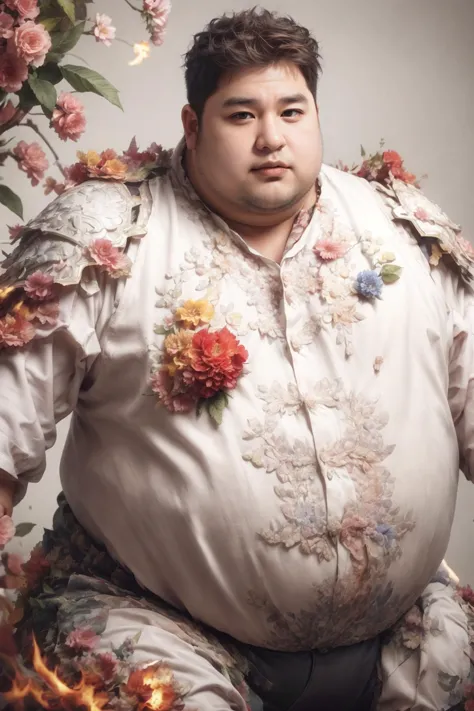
[225,186,317,263]
[226,214,301,263]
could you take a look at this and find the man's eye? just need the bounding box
[230,112,254,120]
[282,109,304,118]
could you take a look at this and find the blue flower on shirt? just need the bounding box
[355,270,383,299]
[375,523,395,548]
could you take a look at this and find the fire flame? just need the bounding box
[3,637,178,710]
[4,637,109,710]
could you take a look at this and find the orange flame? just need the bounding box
[3,636,180,711]
[4,637,109,711]
[125,664,178,711]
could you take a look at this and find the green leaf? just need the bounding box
[42,583,55,594]
[207,391,229,426]
[57,0,75,22]
[380,264,402,284]
[360,145,366,158]
[28,74,57,112]
[17,81,38,111]
[37,62,63,85]
[47,21,85,61]
[14,522,36,537]
[153,324,169,335]
[40,17,62,31]
[60,65,122,109]
[0,186,23,219]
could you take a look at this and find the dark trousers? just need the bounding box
[241,637,381,711]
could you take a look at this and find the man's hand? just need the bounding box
[0,477,15,518]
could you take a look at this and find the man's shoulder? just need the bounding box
[1,179,152,290]
[321,162,474,288]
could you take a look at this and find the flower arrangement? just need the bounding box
[336,141,421,188]
[150,299,249,424]
[0,0,171,223]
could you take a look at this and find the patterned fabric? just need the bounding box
[1,139,474,707]
[3,496,474,710]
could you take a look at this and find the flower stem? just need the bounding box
[123,0,142,11]
[0,107,29,137]
[20,119,66,177]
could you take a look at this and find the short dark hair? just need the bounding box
[184,8,322,119]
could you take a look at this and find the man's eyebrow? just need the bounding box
[221,93,308,108]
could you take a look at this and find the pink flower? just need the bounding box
[143,0,171,46]
[65,627,100,652]
[86,238,132,278]
[0,313,35,348]
[64,161,89,187]
[13,140,48,186]
[44,176,58,195]
[93,13,116,47]
[96,652,118,681]
[0,99,16,124]
[150,370,195,413]
[24,271,54,301]
[13,21,52,68]
[33,301,59,326]
[0,12,14,39]
[314,239,347,261]
[414,207,430,222]
[0,515,15,546]
[51,92,86,142]
[0,51,28,92]
[4,0,39,19]
[8,224,23,241]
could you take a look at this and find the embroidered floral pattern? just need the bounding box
[282,201,401,357]
[0,180,152,350]
[346,143,474,285]
[1,495,249,710]
[242,377,416,648]
[244,378,413,562]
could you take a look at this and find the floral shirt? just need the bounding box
[0,139,473,652]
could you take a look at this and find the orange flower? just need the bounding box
[186,326,248,398]
[383,150,403,168]
[77,149,127,180]
[163,330,193,376]
[175,299,214,329]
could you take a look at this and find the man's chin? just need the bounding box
[243,191,302,213]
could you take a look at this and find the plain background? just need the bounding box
[1,0,474,582]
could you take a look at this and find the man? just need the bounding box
[0,8,473,711]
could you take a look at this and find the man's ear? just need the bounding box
[182,104,199,150]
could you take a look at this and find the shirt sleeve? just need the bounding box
[0,272,117,504]
[449,286,474,481]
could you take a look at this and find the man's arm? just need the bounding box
[0,179,143,514]
[449,290,474,479]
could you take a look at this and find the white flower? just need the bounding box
[93,13,116,47]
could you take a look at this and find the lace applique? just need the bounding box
[0,181,150,350]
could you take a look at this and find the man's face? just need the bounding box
[183,62,322,224]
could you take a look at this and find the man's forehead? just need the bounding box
[215,63,309,104]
